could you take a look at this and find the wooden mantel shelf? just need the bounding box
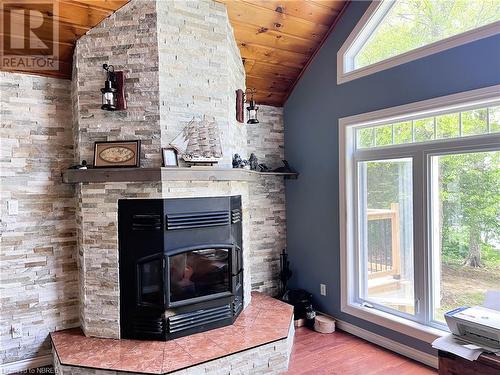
[62,167,298,184]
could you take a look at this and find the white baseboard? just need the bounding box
[0,354,53,374]
[335,319,439,369]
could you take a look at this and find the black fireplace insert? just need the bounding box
[118,196,243,340]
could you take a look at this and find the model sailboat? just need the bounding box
[170,117,222,166]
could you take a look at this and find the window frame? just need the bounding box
[337,0,500,85]
[339,85,500,343]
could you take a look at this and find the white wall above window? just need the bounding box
[337,0,500,84]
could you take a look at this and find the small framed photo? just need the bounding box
[162,147,178,167]
[93,140,141,168]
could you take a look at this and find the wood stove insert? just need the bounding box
[118,196,243,341]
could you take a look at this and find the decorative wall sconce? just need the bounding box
[235,88,259,124]
[101,64,126,111]
[245,88,259,124]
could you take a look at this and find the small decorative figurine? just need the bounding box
[232,154,250,169]
[273,160,297,173]
[69,160,88,170]
[233,154,244,168]
[249,153,258,171]
[257,163,271,172]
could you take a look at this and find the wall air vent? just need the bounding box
[167,304,232,334]
[166,211,229,230]
[132,214,162,231]
[231,208,241,223]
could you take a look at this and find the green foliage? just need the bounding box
[353,0,500,267]
[375,125,393,146]
[440,151,500,266]
[365,159,412,210]
[462,108,488,136]
[414,118,434,141]
[364,151,500,269]
[436,113,459,139]
[491,106,500,133]
[482,244,500,269]
[394,121,412,144]
[355,0,500,69]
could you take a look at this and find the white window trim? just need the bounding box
[337,1,500,84]
[339,84,500,343]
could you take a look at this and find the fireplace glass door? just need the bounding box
[137,255,164,307]
[169,248,230,304]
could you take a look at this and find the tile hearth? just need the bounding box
[51,293,294,374]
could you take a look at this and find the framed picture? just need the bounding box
[162,147,178,167]
[93,140,141,168]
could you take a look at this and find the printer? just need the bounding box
[445,306,500,349]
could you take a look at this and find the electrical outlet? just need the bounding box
[11,324,22,338]
[320,283,327,296]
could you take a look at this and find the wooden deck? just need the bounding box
[287,327,437,375]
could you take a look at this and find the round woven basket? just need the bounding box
[314,315,336,334]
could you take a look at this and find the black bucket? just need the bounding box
[282,289,313,320]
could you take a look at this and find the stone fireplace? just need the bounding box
[76,180,253,339]
[71,0,253,339]
[59,0,294,372]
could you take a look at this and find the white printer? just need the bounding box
[445,306,500,349]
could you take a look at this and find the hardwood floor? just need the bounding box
[286,327,437,375]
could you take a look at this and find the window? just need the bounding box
[430,151,500,324]
[339,86,500,341]
[357,105,500,149]
[337,1,500,84]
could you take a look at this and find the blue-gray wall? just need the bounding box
[284,1,500,355]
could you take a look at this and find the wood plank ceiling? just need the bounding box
[0,0,128,78]
[220,0,347,106]
[0,0,347,106]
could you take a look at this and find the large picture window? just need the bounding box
[337,0,500,84]
[339,86,500,341]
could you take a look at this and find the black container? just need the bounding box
[282,289,313,320]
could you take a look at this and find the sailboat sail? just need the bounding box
[170,118,222,163]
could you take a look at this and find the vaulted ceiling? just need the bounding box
[220,0,347,106]
[1,0,347,106]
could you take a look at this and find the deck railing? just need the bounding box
[367,203,400,279]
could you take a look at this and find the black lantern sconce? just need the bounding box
[245,88,259,124]
[101,64,126,111]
